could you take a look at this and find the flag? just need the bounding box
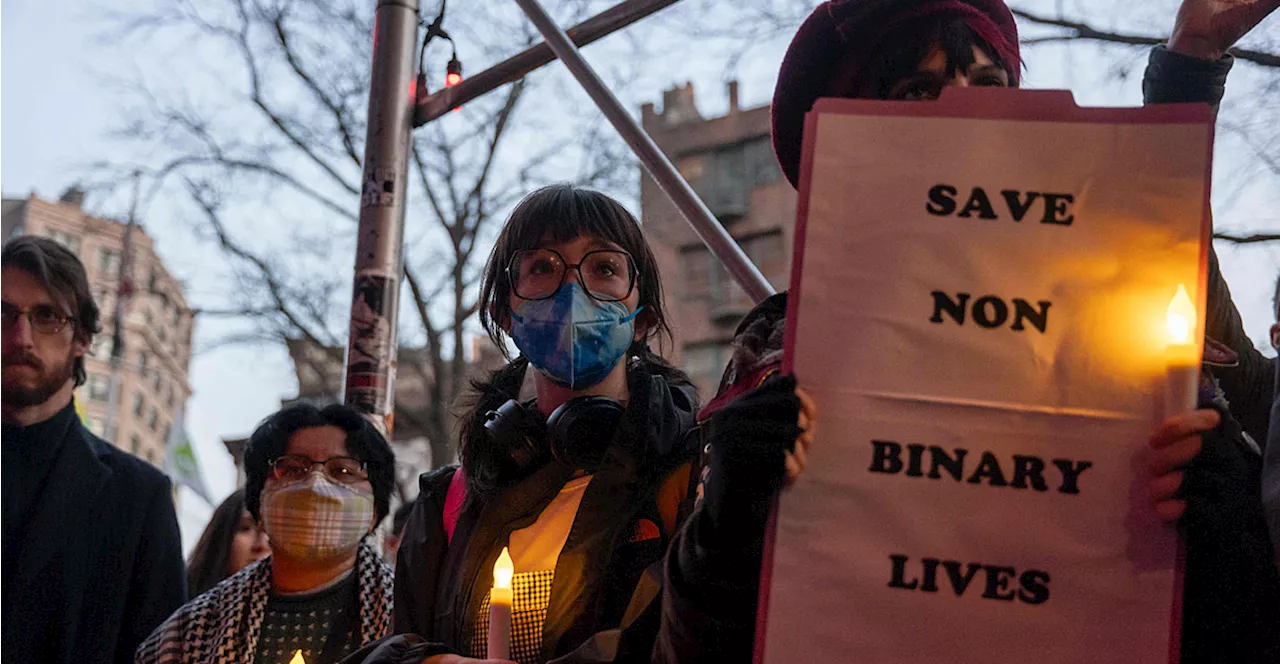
[165,406,211,503]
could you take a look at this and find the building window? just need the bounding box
[46,228,81,254]
[706,256,730,308]
[148,407,159,432]
[130,435,141,454]
[152,371,162,392]
[680,246,710,298]
[133,392,145,416]
[147,269,158,293]
[138,352,149,373]
[744,136,782,187]
[163,422,172,444]
[167,385,177,409]
[684,344,729,397]
[95,287,114,315]
[90,335,114,360]
[741,230,786,280]
[87,373,110,402]
[98,248,120,275]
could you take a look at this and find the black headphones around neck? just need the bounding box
[483,395,625,473]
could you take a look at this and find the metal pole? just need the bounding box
[414,0,679,126]
[103,172,140,445]
[513,0,775,303]
[344,0,420,437]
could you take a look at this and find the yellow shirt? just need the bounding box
[472,475,592,664]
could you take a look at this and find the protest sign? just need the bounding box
[758,89,1211,663]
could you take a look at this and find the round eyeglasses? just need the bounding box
[507,249,637,302]
[268,454,369,485]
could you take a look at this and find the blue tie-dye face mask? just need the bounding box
[509,282,642,390]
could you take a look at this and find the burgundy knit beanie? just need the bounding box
[771,0,1021,188]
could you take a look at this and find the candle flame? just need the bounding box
[289,651,306,664]
[493,546,514,589]
[1165,284,1196,345]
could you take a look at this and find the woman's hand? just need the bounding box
[423,655,515,664]
[1169,0,1280,60]
[784,388,817,487]
[1147,408,1221,521]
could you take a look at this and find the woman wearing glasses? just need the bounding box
[137,403,397,663]
[346,183,754,664]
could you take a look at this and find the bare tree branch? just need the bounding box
[265,6,364,166]
[183,178,345,363]
[1214,231,1280,244]
[228,0,360,194]
[105,0,653,486]
[1011,8,1280,68]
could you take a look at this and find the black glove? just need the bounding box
[338,634,455,664]
[701,374,803,549]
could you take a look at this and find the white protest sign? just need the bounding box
[758,89,1211,664]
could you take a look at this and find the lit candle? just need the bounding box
[288,650,306,664]
[487,546,514,660]
[1163,284,1199,418]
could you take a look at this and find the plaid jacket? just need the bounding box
[135,541,393,664]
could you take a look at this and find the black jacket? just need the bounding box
[1180,394,1280,663]
[350,367,700,664]
[1,400,186,664]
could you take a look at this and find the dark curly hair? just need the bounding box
[243,403,396,525]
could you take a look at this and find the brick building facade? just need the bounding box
[640,82,798,396]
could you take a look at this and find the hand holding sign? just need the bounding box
[1147,409,1220,521]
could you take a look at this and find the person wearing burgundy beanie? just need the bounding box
[655,1,1280,663]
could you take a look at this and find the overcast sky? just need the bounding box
[3,0,1277,550]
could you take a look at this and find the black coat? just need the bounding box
[2,401,186,664]
[362,367,700,664]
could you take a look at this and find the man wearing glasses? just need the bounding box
[1,236,185,663]
[137,402,397,663]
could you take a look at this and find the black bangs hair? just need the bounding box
[477,183,672,352]
[864,17,1016,100]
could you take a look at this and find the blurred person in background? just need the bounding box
[186,488,272,597]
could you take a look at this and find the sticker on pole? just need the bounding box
[346,272,397,418]
[361,167,397,208]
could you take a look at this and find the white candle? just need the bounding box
[487,546,514,660]
[1163,284,1199,418]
